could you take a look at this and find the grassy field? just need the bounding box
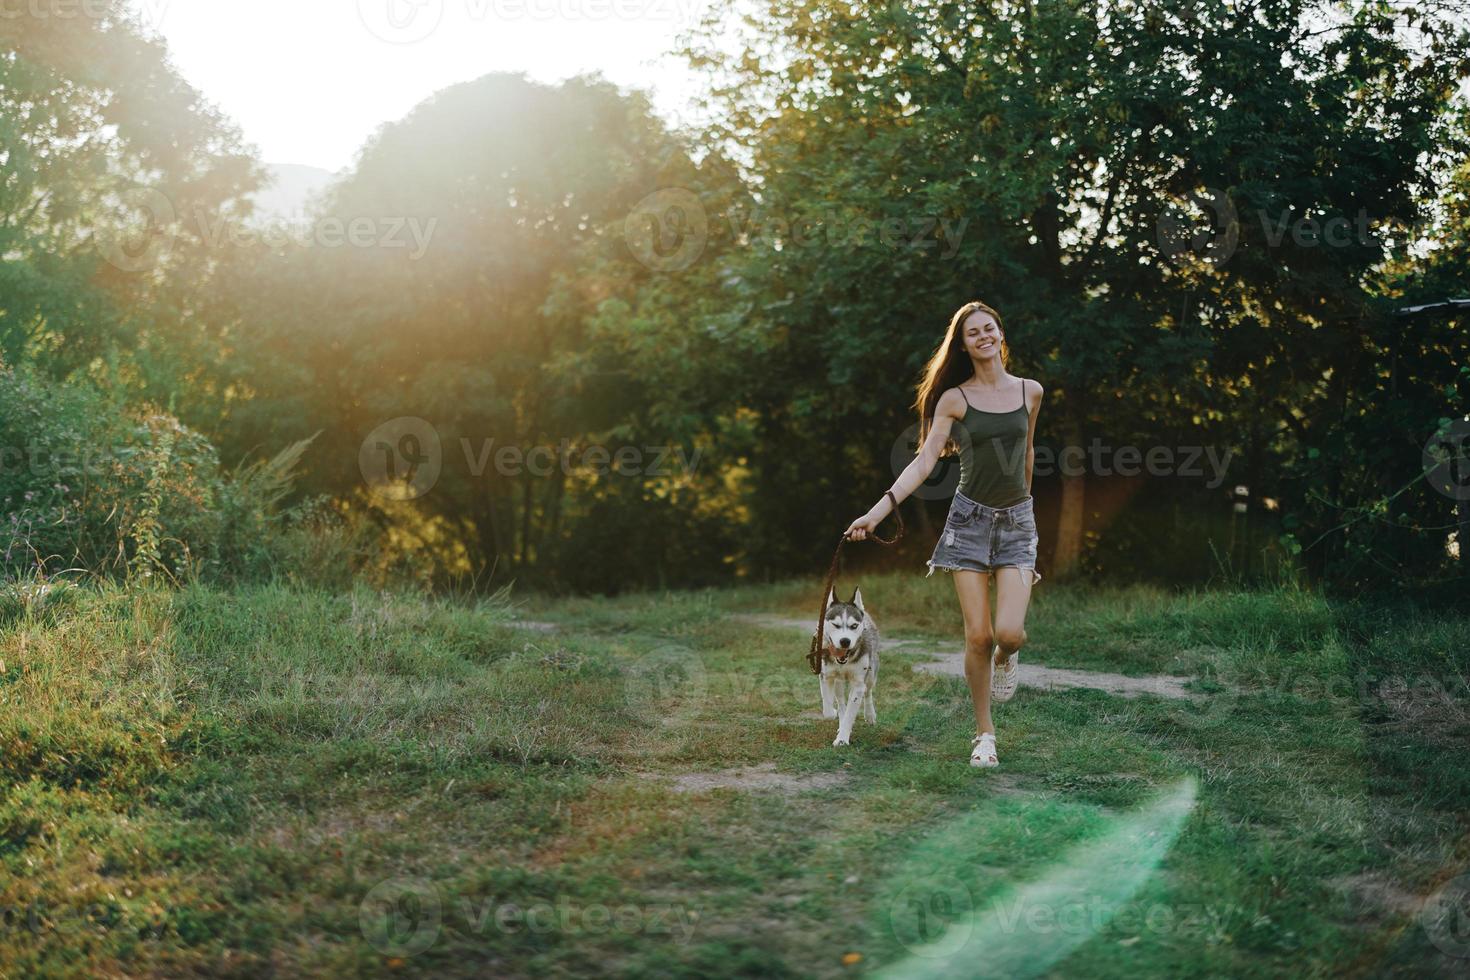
[1,573,1468,977]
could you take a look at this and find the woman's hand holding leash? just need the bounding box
[845,512,879,541]
[845,490,901,542]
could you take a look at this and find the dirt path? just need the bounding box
[733,613,1195,700]
[638,763,850,795]
[507,619,560,632]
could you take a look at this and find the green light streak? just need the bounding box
[877,777,1199,979]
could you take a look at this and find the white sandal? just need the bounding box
[991,649,1019,703]
[970,732,998,768]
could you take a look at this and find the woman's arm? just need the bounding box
[1024,379,1044,494]
[846,388,965,540]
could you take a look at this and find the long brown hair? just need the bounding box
[914,300,1007,452]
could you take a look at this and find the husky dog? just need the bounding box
[820,587,880,747]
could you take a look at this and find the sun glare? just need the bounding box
[134,0,704,171]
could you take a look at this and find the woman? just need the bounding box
[844,300,1043,768]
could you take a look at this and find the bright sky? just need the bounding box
[133,0,712,173]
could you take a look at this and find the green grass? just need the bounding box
[1,575,1467,977]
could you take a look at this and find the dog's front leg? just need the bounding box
[862,661,877,724]
[819,669,837,719]
[834,675,867,746]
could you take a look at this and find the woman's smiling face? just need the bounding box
[961,310,1003,361]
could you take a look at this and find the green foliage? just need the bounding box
[0,573,80,627]
[202,72,750,592]
[0,0,261,384]
[546,483,742,593]
[0,364,350,585]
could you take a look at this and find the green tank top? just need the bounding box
[955,380,1030,508]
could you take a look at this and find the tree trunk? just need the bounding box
[537,462,566,562]
[1053,408,1085,578]
[474,489,504,584]
[518,471,532,566]
[1459,494,1468,569]
[913,495,935,544]
[1459,369,1469,569]
[1243,413,1263,579]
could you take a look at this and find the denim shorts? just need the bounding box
[926,490,1041,585]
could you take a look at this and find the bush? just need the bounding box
[0,575,81,627]
[0,364,352,585]
[545,484,740,594]
[259,495,382,591]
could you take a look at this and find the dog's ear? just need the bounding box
[826,586,837,608]
[852,587,864,612]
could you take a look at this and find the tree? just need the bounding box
[0,1,261,387]
[679,0,1469,582]
[208,73,747,589]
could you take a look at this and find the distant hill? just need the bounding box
[247,163,337,225]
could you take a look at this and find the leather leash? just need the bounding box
[807,491,904,675]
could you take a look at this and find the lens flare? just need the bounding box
[879,776,1199,978]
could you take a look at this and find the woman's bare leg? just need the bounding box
[992,566,1035,669]
[952,570,996,735]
